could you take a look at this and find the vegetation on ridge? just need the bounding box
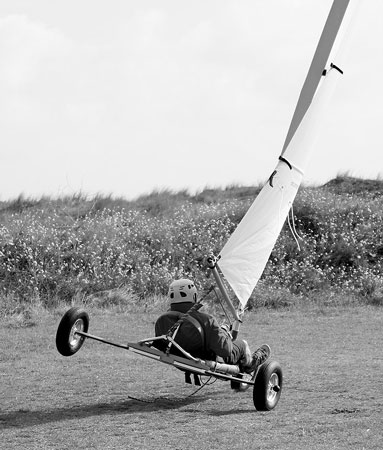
[1,175,382,319]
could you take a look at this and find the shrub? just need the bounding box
[0,178,382,309]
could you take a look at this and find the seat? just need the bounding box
[154,311,206,357]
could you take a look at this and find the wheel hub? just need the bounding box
[69,318,85,348]
[267,372,280,402]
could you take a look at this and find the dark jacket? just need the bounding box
[155,302,233,359]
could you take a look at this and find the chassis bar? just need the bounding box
[75,330,255,386]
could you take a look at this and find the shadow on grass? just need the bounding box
[0,394,212,430]
[207,408,257,416]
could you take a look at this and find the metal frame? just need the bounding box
[65,254,256,385]
[206,255,244,340]
[75,329,256,386]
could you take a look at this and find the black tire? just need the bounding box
[253,360,283,411]
[56,307,89,356]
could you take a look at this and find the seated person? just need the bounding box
[155,278,270,374]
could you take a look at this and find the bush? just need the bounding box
[0,178,382,310]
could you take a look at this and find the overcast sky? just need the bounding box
[0,0,381,201]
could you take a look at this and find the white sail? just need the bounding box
[217,0,351,307]
[282,0,351,153]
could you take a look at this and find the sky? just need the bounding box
[0,0,381,201]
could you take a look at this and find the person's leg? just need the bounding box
[225,340,271,373]
[224,339,251,366]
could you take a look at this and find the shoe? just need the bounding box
[245,344,271,374]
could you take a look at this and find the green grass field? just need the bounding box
[1,305,382,449]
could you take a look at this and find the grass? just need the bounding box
[1,305,382,449]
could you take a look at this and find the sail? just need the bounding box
[281,0,350,154]
[217,0,350,307]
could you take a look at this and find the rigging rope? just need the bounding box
[287,204,304,251]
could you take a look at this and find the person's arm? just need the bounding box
[205,316,233,358]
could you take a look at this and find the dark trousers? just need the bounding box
[224,339,248,366]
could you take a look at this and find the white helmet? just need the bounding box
[168,279,198,304]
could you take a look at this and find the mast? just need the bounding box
[281,0,350,155]
[216,0,351,310]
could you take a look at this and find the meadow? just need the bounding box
[1,307,382,449]
[1,175,382,322]
[1,175,382,449]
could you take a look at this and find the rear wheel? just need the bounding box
[253,360,282,411]
[230,373,252,392]
[56,307,89,356]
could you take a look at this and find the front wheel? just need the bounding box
[253,360,282,411]
[56,307,89,356]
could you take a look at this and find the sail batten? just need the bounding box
[217,0,351,307]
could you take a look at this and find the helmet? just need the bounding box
[168,279,198,304]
